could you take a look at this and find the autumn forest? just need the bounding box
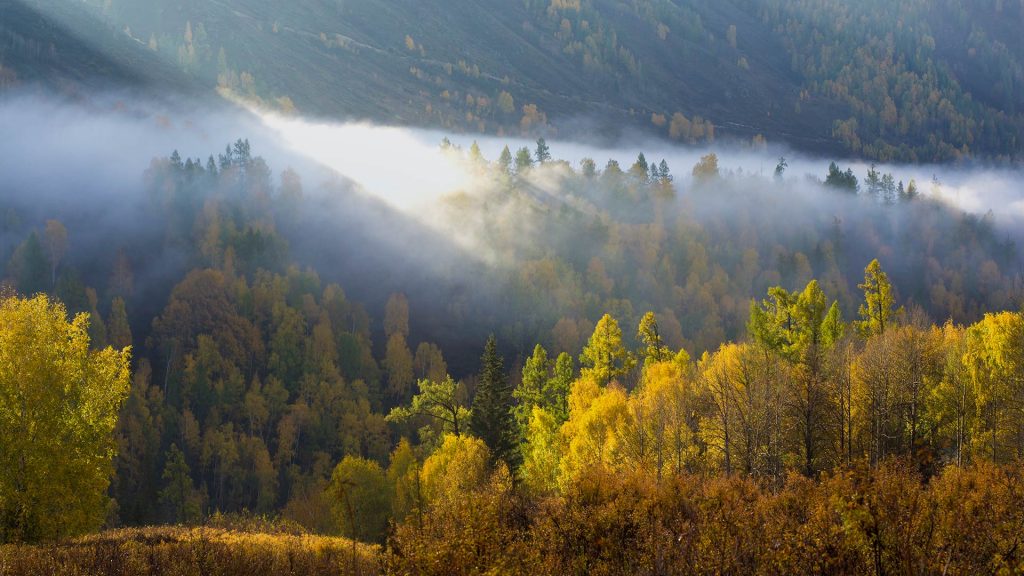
[1,133,1023,574]
[3,0,1024,572]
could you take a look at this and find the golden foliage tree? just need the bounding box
[0,294,131,542]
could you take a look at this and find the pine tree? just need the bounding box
[548,352,574,422]
[387,375,470,437]
[470,335,519,471]
[825,162,858,193]
[658,159,672,182]
[534,138,551,164]
[865,164,883,199]
[881,173,896,205]
[631,152,649,181]
[774,157,788,179]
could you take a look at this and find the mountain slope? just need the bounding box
[0,0,195,94]
[7,0,1024,161]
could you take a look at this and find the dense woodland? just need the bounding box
[3,0,1021,161]
[2,138,1024,573]
[3,0,1024,573]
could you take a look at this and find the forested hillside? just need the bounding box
[3,0,1022,161]
[5,1,1024,574]
[0,0,194,93]
[2,136,1022,549]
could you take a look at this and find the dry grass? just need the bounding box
[0,526,380,576]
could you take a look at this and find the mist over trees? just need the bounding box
[3,0,1024,572]
[0,132,1023,574]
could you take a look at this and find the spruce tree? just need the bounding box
[631,152,649,181]
[534,138,551,164]
[470,335,519,471]
[658,159,672,182]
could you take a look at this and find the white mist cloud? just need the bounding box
[254,109,479,211]
[445,132,1024,229]
[4,89,1024,247]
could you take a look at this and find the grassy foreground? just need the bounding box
[0,526,380,576]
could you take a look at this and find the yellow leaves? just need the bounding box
[560,381,628,486]
[0,294,131,542]
[963,311,1024,462]
[327,455,389,542]
[420,434,490,505]
[579,313,635,385]
[0,526,380,575]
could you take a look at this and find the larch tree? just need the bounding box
[386,438,422,524]
[514,344,550,427]
[0,294,131,542]
[107,296,133,350]
[749,280,842,476]
[413,342,447,384]
[857,259,899,338]
[638,311,670,367]
[580,314,635,385]
[514,147,534,174]
[384,293,410,340]
[691,153,719,181]
[964,311,1024,462]
[699,344,742,475]
[497,145,513,175]
[514,345,572,426]
[520,406,561,496]
[469,141,485,165]
[384,293,414,400]
[631,356,697,478]
[658,159,672,182]
[560,378,629,484]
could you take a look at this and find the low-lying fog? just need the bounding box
[3,90,1023,254]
